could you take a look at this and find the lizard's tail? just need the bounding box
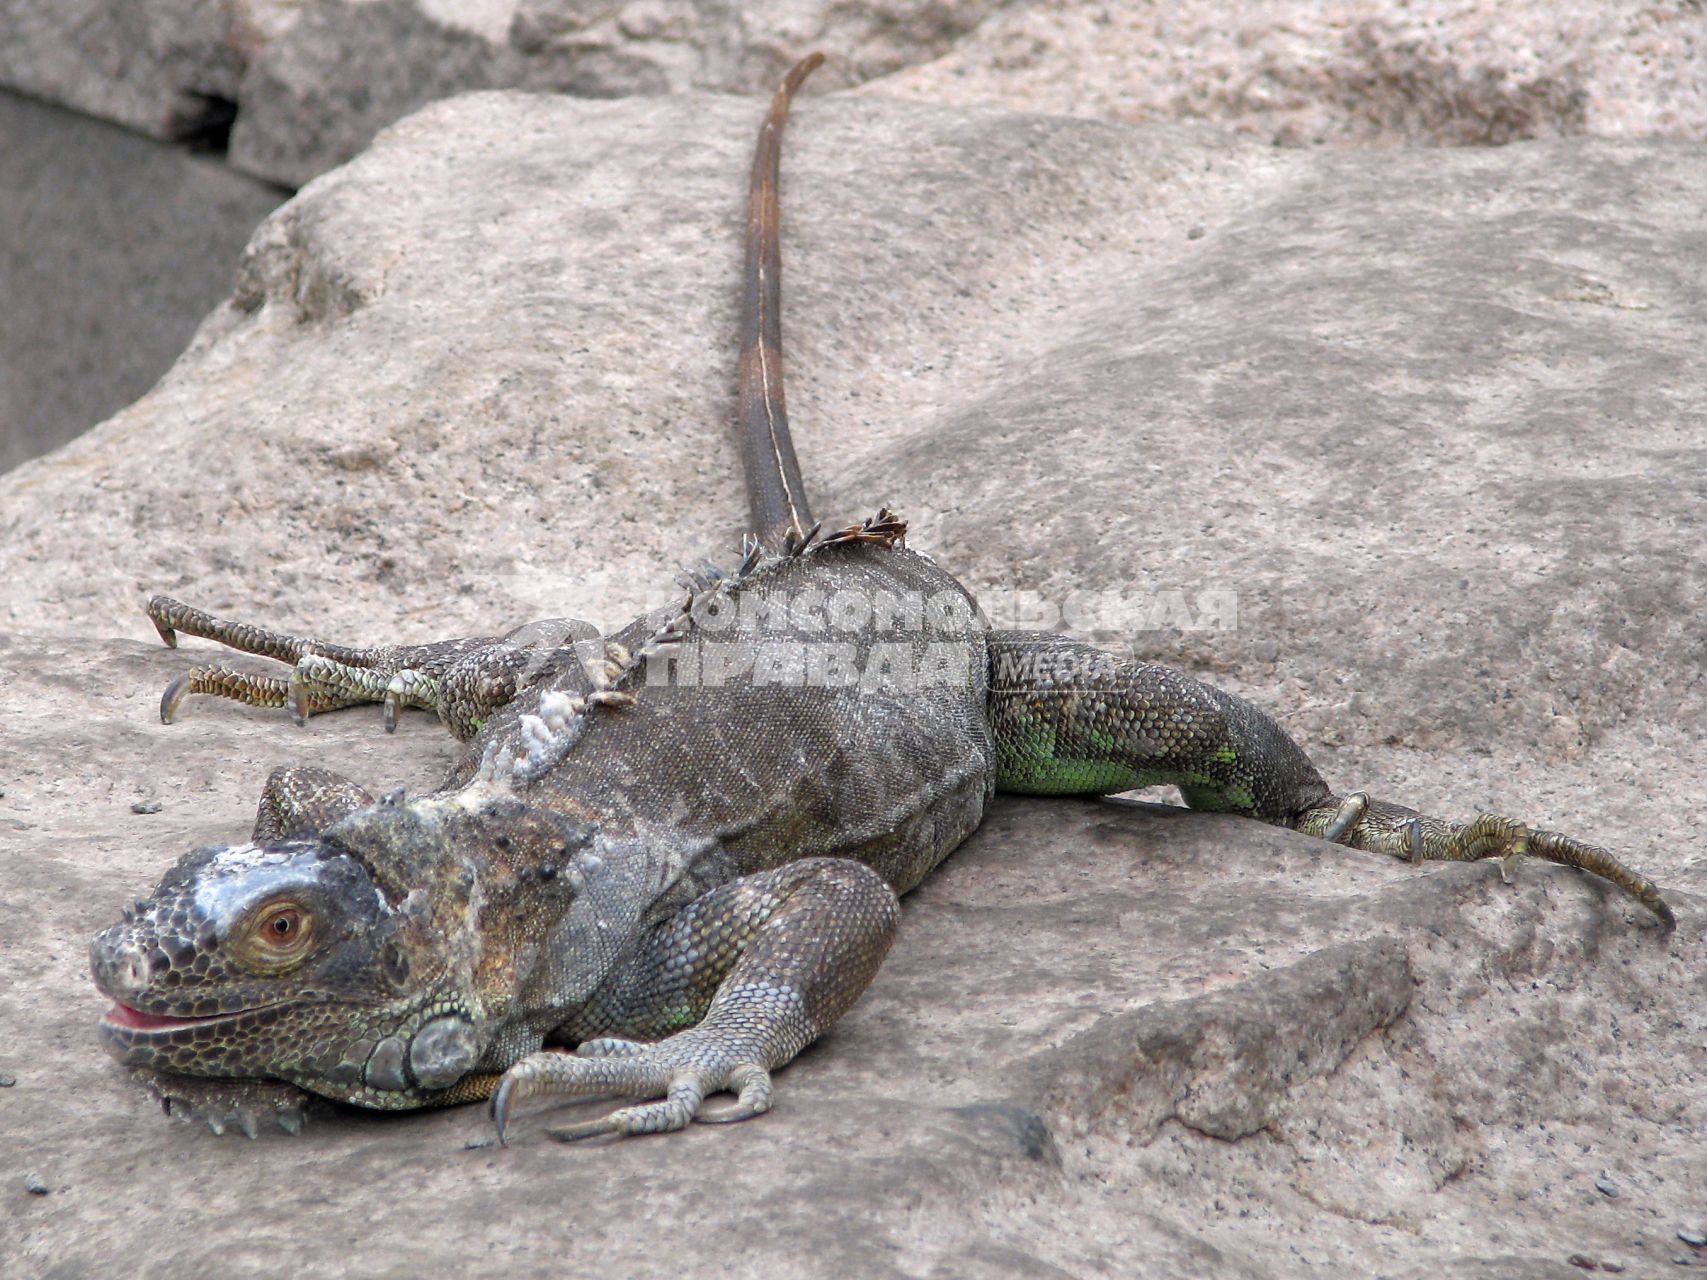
[737,52,823,550]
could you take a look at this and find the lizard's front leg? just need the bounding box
[491,857,899,1143]
[986,631,1673,928]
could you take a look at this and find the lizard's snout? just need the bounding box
[89,927,154,1001]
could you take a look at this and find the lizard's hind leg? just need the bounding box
[1294,795,1674,929]
[148,594,474,725]
[986,630,1673,928]
[146,595,596,738]
[490,857,899,1144]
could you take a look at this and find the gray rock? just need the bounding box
[229,0,1002,185]
[0,0,248,140]
[229,0,521,188]
[0,91,283,473]
[1019,938,1413,1142]
[2,1,1701,186]
[878,1,1707,147]
[0,91,1700,1277]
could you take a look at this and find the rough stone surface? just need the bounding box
[0,93,1701,1276]
[876,1,1707,146]
[0,90,284,474]
[1,0,1700,185]
[0,0,250,140]
[228,0,1003,185]
[229,0,522,188]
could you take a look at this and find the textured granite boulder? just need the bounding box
[879,1,1707,145]
[1,0,1699,185]
[0,90,1700,1277]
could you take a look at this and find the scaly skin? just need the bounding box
[91,54,1673,1146]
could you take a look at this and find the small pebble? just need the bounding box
[1186,225,1206,240]
[1681,1230,1707,1248]
[1567,1254,1597,1270]
[23,1173,48,1195]
[1595,1174,1621,1198]
[1603,1264,1625,1275]
[463,1137,494,1150]
[0,1072,16,1087]
[131,799,163,815]
[1673,1257,1693,1267]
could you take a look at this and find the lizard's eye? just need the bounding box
[234,902,315,972]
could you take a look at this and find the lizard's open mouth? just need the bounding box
[102,1001,238,1031]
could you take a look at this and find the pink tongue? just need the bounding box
[104,1001,213,1030]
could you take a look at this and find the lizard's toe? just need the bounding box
[693,1063,773,1124]
[547,1077,707,1141]
[492,1035,776,1145]
[158,665,292,724]
[490,1048,625,1146]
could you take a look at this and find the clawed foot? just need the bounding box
[148,595,398,726]
[1302,791,1674,929]
[145,594,603,738]
[145,594,505,735]
[490,1035,774,1145]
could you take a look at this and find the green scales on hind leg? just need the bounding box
[987,632,1673,929]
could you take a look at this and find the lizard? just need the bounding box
[90,52,1675,1144]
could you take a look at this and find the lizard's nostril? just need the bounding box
[124,950,148,991]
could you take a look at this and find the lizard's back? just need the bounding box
[454,543,995,901]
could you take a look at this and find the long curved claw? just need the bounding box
[285,668,311,726]
[160,672,192,724]
[1320,791,1370,844]
[490,1044,647,1146]
[490,1076,517,1147]
[381,669,439,735]
[149,609,179,648]
[158,665,292,724]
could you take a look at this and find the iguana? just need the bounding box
[90,53,1674,1144]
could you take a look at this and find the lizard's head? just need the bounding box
[90,796,604,1109]
[89,833,488,1109]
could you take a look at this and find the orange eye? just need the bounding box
[234,902,315,972]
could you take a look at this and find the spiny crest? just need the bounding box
[819,507,907,549]
[479,509,906,787]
